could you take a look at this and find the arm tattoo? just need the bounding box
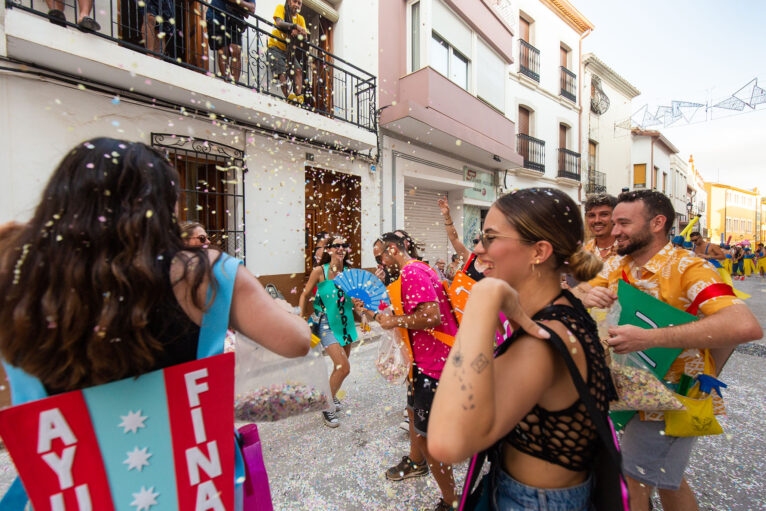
[470,353,489,374]
[452,350,463,367]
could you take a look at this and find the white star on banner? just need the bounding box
[130,486,159,511]
[119,410,148,434]
[123,446,152,472]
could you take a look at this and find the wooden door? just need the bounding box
[304,167,362,274]
[588,140,596,171]
[519,17,530,42]
[559,124,567,150]
[312,18,335,116]
[518,107,530,136]
[560,46,568,69]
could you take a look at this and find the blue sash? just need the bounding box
[1,253,244,509]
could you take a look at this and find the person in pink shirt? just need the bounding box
[357,232,458,511]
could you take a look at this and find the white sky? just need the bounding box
[573,0,766,191]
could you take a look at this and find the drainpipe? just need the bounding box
[578,29,592,202]
[650,137,655,189]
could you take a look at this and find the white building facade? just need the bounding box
[580,53,640,197]
[630,130,682,234]
[0,0,379,303]
[377,0,593,263]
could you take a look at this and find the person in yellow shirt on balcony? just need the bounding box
[268,0,308,103]
[580,189,762,511]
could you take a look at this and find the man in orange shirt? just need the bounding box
[582,190,762,511]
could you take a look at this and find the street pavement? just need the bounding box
[1,279,765,510]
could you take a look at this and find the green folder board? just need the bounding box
[610,280,698,430]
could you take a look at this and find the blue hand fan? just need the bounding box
[333,269,390,310]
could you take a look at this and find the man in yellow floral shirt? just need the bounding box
[582,190,762,511]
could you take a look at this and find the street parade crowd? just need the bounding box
[0,138,762,511]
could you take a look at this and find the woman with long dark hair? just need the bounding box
[429,188,616,510]
[0,138,309,397]
[298,234,358,427]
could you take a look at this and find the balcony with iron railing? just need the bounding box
[557,148,581,181]
[519,40,540,82]
[517,133,545,172]
[585,170,606,194]
[5,0,377,132]
[560,66,576,102]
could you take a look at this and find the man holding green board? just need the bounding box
[580,190,762,511]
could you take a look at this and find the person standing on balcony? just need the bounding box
[141,0,175,55]
[44,0,100,30]
[268,0,308,104]
[206,0,255,82]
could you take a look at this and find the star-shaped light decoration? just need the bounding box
[119,410,148,434]
[130,486,159,511]
[123,446,152,472]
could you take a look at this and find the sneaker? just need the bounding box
[433,499,456,511]
[385,455,428,481]
[322,410,339,428]
[297,94,305,104]
[402,409,408,418]
[287,92,298,102]
[399,417,410,432]
[333,396,342,412]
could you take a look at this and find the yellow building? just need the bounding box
[705,183,759,244]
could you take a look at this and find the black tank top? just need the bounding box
[497,290,617,471]
[463,254,485,282]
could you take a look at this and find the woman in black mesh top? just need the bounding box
[429,188,616,510]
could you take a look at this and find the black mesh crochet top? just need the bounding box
[496,290,617,472]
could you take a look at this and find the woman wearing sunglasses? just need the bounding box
[181,222,210,247]
[428,188,617,510]
[299,235,358,427]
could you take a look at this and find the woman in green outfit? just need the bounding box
[299,235,358,427]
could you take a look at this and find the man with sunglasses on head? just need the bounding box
[357,233,458,511]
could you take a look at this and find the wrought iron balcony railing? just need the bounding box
[517,133,545,172]
[557,148,581,180]
[585,170,606,194]
[519,40,540,82]
[7,0,377,132]
[560,66,576,102]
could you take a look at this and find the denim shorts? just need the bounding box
[493,467,593,511]
[318,314,340,348]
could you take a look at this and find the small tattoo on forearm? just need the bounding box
[471,354,489,373]
[453,351,463,367]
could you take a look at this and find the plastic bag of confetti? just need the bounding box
[233,333,333,422]
[609,364,685,411]
[375,328,412,385]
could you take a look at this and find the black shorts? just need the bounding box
[406,365,439,437]
[206,12,245,50]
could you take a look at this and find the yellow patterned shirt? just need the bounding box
[589,242,742,419]
[583,237,619,261]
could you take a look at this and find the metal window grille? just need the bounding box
[152,133,247,262]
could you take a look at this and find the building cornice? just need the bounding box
[631,129,679,154]
[707,182,759,196]
[583,53,640,99]
[539,0,594,34]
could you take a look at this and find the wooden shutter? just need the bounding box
[633,164,646,187]
[518,107,530,136]
[519,17,530,42]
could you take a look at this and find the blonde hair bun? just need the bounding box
[567,248,603,282]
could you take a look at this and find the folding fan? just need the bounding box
[333,269,390,310]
